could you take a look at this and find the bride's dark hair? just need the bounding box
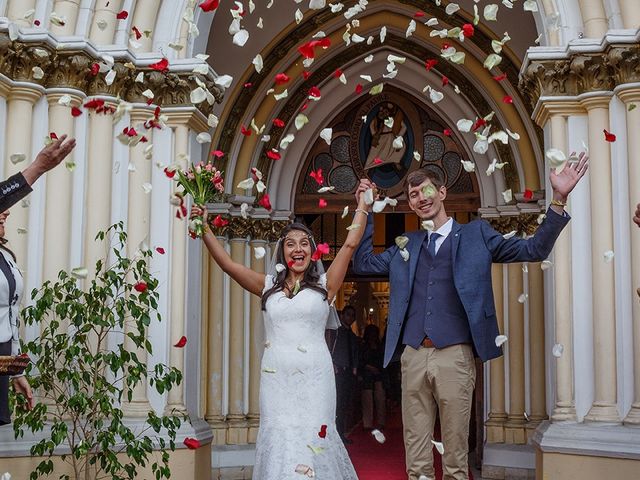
[261,223,328,310]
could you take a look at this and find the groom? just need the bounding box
[353,153,588,480]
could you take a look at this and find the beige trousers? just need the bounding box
[401,343,476,480]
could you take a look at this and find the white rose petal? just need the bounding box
[603,250,615,263]
[192,64,208,74]
[32,66,44,79]
[393,136,404,149]
[484,53,503,70]
[105,69,116,86]
[372,429,386,444]
[545,148,567,169]
[295,9,304,24]
[295,113,309,130]
[364,54,374,63]
[10,153,26,165]
[426,18,439,27]
[421,220,435,231]
[461,160,475,172]
[488,131,509,145]
[142,89,154,100]
[413,151,421,162]
[380,26,387,43]
[135,72,144,83]
[208,114,219,128]
[50,11,66,26]
[58,94,72,106]
[274,89,289,100]
[502,189,513,203]
[523,0,538,12]
[233,29,249,47]
[541,260,553,271]
[275,264,286,273]
[142,183,153,194]
[457,119,473,132]
[190,87,207,104]
[429,88,444,104]
[196,132,211,144]
[342,206,349,218]
[445,3,460,15]
[495,335,508,347]
[503,230,517,239]
[484,4,499,21]
[214,75,233,89]
[506,129,520,140]
[71,267,88,279]
[8,23,19,41]
[309,0,326,9]
[254,247,266,259]
[280,133,295,149]
[320,128,333,145]
[552,344,564,358]
[369,84,384,95]
[406,19,416,37]
[518,293,528,304]
[363,188,374,205]
[431,440,445,455]
[400,248,410,262]
[317,186,335,193]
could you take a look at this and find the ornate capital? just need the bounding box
[0,33,224,115]
[520,44,640,111]
[209,216,289,242]
[486,214,543,237]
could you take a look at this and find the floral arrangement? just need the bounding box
[173,162,225,238]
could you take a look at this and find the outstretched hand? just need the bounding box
[550,151,588,202]
[23,134,77,186]
[354,178,378,210]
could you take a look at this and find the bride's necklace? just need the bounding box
[284,279,301,297]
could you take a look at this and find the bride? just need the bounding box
[192,190,369,479]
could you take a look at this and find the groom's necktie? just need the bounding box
[427,232,440,258]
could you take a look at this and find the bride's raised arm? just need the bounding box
[325,179,372,301]
[193,205,266,297]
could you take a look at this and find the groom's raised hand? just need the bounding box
[354,179,376,211]
[550,151,589,203]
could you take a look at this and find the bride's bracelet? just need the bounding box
[354,208,369,216]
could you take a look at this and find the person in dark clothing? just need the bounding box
[360,324,386,431]
[329,305,359,443]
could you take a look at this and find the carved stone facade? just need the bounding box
[519,44,640,111]
[0,33,223,111]
[209,215,289,241]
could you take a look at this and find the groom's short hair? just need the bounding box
[404,168,445,197]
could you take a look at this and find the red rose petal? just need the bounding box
[174,336,187,348]
[211,150,224,158]
[523,189,533,201]
[287,260,295,268]
[472,118,487,131]
[442,75,449,86]
[84,99,105,110]
[302,71,312,80]
[355,84,363,94]
[241,126,252,136]
[50,132,58,140]
[213,215,229,228]
[164,167,176,178]
[258,194,272,211]
[502,95,514,104]
[183,438,201,449]
[134,281,148,293]
[309,168,323,185]
[443,129,452,137]
[603,129,616,142]
[199,0,220,12]
[116,10,128,20]
[243,82,252,88]
[493,73,508,81]
[71,106,82,117]
[266,150,281,160]
[318,424,328,438]
[462,23,475,37]
[155,247,165,254]
[308,86,321,98]
[311,242,330,261]
[297,38,331,59]
[273,118,285,128]
[414,11,425,18]
[132,26,142,40]
[275,73,290,85]
[374,157,382,165]
[34,19,40,26]
[149,58,169,73]
[333,69,343,78]
[425,59,438,71]
[318,198,327,208]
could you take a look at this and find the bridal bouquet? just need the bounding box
[174,162,225,238]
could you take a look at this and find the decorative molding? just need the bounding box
[208,216,289,242]
[485,213,543,236]
[0,33,223,113]
[519,44,640,112]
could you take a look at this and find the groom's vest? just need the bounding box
[402,233,473,350]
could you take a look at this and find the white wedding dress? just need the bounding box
[253,274,358,479]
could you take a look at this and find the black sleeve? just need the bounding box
[0,173,32,212]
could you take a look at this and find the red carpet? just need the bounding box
[346,408,474,480]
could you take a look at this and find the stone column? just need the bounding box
[248,237,267,443]
[4,86,42,273]
[50,0,81,35]
[618,88,640,425]
[6,0,37,26]
[41,91,82,283]
[504,264,526,444]
[227,237,248,444]
[577,0,609,38]
[618,0,640,30]
[581,95,620,423]
[122,107,154,417]
[543,109,577,422]
[163,124,189,416]
[129,0,159,52]
[83,101,115,280]
[486,264,507,443]
[527,264,547,438]
[205,240,227,444]
[88,0,124,44]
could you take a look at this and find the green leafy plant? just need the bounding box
[12,222,184,480]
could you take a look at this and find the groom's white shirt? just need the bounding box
[429,217,453,255]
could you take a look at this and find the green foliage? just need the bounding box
[12,222,184,480]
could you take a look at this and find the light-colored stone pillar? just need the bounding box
[577,0,609,38]
[618,88,640,425]
[83,102,115,280]
[227,237,248,444]
[129,0,159,52]
[527,264,547,438]
[581,95,620,423]
[618,0,640,30]
[205,241,227,444]
[543,109,577,422]
[163,123,189,416]
[6,0,37,26]
[4,86,42,273]
[486,264,507,443]
[41,91,82,283]
[88,0,124,44]
[505,264,526,444]
[50,0,81,35]
[122,107,154,417]
[248,237,267,443]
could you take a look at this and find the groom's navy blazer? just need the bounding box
[353,208,570,367]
